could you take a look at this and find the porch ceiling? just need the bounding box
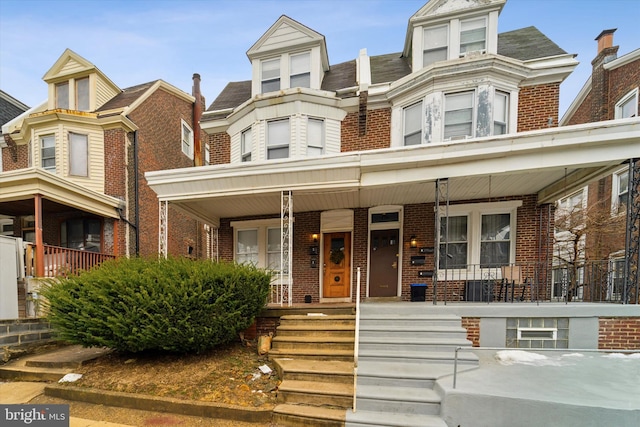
[0,168,121,219]
[147,119,640,226]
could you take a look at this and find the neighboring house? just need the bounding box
[147,0,639,306]
[0,90,29,235]
[0,49,209,294]
[559,29,640,302]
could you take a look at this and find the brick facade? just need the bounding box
[461,317,480,347]
[598,317,640,350]
[341,108,391,152]
[517,83,560,131]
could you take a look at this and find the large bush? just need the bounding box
[40,257,271,353]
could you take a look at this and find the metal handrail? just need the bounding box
[353,266,361,412]
[453,346,640,389]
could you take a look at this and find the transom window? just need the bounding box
[76,77,90,111]
[290,52,311,88]
[460,17,486,55]
[404,102,423,146]
[181,120,194,159]
[423,25,448,67]
[69,132,88,177]
[615,89,638,119]
[267,119,290,159]
[41,135,56,172]
[494,91,508,135]
[56,82,69,109]
[444,91,474,140]
[261,58,281,93]
[307,118,324,156]
[241,128,252,162]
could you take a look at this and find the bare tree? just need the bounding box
[554,194,625,301]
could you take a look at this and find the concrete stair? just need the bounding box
[346,303,478,427]
[271,314,355,427]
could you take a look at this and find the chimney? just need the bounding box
[595,28,616,55]
[192,73,203,167]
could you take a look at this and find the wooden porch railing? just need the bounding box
[25,243,115,278]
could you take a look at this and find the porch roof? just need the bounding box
[146,119,640,227]
[0,168,122,219]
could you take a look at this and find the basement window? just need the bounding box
[517,328,557,340]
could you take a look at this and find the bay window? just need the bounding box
[267,119,290,159]
[403,102,423,146]
[307,118,324,155]
[494,91,508,135]
[444,91,474,140]
[69,132,88,176]
[41,135,56,172]
[241,128,252,162]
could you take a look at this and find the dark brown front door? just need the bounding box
[369,229,399,297]
[322,232,351,298]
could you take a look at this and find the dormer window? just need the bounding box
[423,25,448,67]
[76,77,90,111]
[261,58,281,93]
[56,82,69,109]
[290,52,311,88]
[460,17,486,55]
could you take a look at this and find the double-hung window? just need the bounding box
[261,58,280,93]
[236,229,259,266]
[307,118,324,156]
[494,91,508,135]
[423,25,448,67]
[439,216,468,269]
[403,102,423,146]
[76,77,90,111]
[460,17,486,55]
[241,128,252,162]
[266,227,282,271]
[69,132,88,177]
[56,82,69,109]
[181,120,194,159]
[41,135,56,172]
[480,213,510,267]
[267,119,290,159]
[290,52,311,88]
[615,89,638,119]
[444,91,474,140]
[613,168,629,213]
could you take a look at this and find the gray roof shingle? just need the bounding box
[96,81,158,112]
[498,26,568,61]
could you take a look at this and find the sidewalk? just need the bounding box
[0,381,135,427]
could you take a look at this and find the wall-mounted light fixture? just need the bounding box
[312,233,319,243]
[410,235,418,248]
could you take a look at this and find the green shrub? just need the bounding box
[40,257,271,353]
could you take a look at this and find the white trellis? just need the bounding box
[280,190,293,306]
[158,200,168,258]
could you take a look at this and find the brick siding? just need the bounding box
[517,83,560,131]
[462,317,480,347]
[341,108,391,152]
[599,317,640,350]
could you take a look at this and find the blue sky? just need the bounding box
[0,0,637,118]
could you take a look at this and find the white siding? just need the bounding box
[325,119,341,155]
[59,58,85,76]
[230,131,241,163]
[95,76,120,110]
[258,23,314,53]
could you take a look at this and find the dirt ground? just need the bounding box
[67,341,280,409]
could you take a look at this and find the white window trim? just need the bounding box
[611,166,629,215]
[261,57,281,94]
[437,200,521,279]
[231,218,292,273]
[615,88,638,119]
[267,119,290,160]
[68,131,89,177]
[459,16,487,57]
[290,51,311,89]
[493,90,509,136]
[403,101,423,146]
[307,117,325,155]
[181,119,194,159]
[422,24,449,68]
[444,90,476,141]
[40,134,56,173]
[241,127,252,162]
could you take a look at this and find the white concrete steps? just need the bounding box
[347,409,447,427]
[356,384,441,415]
[358,348,478,365]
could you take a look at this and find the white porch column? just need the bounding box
[281,190,293,306]
[159,200,168,259]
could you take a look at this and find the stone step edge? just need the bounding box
[280,315,356,320]
[44,384,272,424]
[274,359,354,376]
[346,409,447,427]
[273,336,355,343]
[279,379,353,397]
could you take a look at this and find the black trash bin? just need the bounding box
[410,283,427,301]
